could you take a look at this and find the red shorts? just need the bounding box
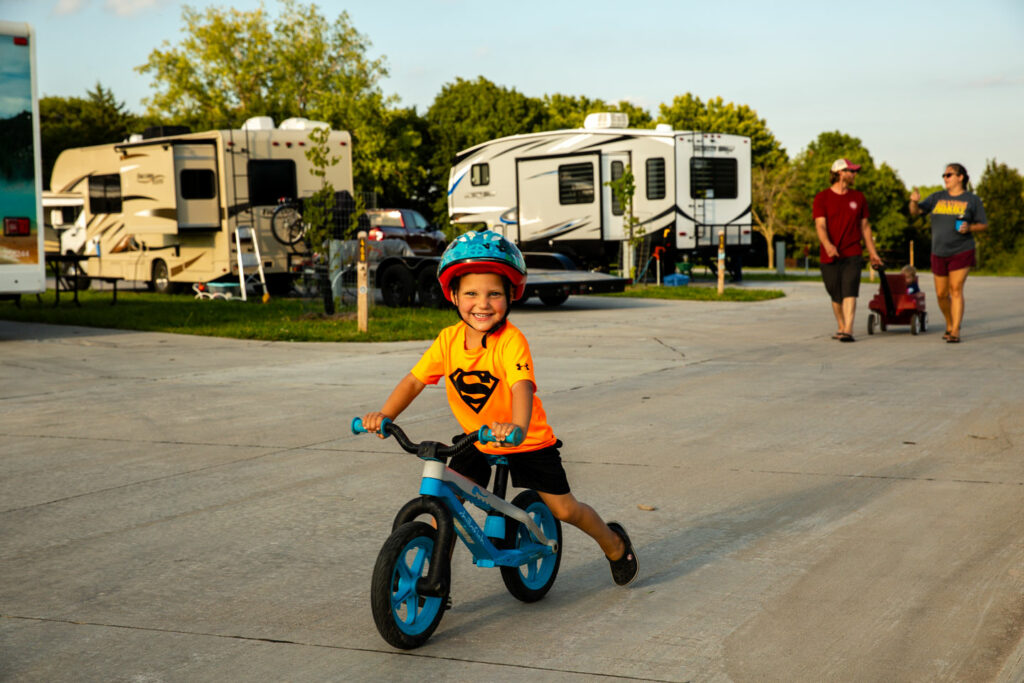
[931,249,975,276]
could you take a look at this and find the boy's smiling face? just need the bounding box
[453,272,508,338]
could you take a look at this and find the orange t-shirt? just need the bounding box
[410,322,557,455]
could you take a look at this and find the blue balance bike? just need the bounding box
[352,417,563,649]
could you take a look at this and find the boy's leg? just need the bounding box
[537,491,625,560]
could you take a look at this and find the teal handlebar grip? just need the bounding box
[478,425,524,446]
[351,416,392,437]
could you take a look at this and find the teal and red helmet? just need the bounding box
[437,230,527,302]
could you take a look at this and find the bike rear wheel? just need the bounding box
[271,204,305,246]
[370,521,448,649]
[500,490,562,602]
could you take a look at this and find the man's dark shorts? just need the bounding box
[931,249,975,276]
[820,255,863,303]
[449,440,571,495]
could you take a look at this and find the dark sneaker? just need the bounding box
[607,521,639,586]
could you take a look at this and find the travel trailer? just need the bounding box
[48,117,353,293]
[0,21,45,300]
[447,113,752,276]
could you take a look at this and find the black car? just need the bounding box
[365,208,447,255]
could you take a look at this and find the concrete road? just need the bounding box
[2,276,1023,682]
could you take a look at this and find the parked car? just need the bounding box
[365,208,447,255]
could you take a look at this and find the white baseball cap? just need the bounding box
[831,158,862,172]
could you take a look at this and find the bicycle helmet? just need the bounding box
[437,230,527,302]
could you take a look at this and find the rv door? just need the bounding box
[173,144,219,230]
[601,152,630,241]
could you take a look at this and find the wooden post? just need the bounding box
[717,232,725,295]
[357,230,369,333]
[909,240,914,267]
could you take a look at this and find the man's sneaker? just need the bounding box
[607,521,639,586]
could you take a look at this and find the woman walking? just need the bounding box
[909,163,987,343]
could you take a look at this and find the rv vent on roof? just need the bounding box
[242,116,275,131]
[655,123,673,133]
[583,112,629,130]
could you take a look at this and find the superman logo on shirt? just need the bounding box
[449,368,499,413]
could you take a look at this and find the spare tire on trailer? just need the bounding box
[378,263,416,307]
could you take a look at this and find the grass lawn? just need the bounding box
[604,283,785,302]
[0,290,454,342]
[1,282,785,341]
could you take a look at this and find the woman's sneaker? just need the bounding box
[607,522,639,586]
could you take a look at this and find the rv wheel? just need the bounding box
[151,260,174,295]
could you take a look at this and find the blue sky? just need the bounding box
[4,0,1023,188]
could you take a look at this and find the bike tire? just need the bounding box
[271,204,305,246]
[370,521,448,649]
[499,490,562,603]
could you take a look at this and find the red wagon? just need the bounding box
[867,267,928,335]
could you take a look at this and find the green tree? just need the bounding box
[424,76,548,226]
[136,1,419,202]
[976,160,1024,265]
[658,94,787,168]
[751,162,800,268]
[39,83,137,189]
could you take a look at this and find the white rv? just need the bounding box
[0,21,45,300]
[447,113,752,275]
[48,117,353,293]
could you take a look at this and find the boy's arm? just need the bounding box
[362,373,426,437]
[488,379,534,445]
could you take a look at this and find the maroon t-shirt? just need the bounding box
[812,188,869,264]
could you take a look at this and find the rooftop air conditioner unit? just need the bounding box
[242,116,275,131]
[278,117,330,131]
[583,112,629,130]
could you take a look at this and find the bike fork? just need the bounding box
[392,495,455,598]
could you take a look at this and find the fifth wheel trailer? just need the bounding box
[447,112,753,279]
[48,117,352,294]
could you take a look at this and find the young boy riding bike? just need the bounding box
[360,230,639,586]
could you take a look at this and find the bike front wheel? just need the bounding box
[500,490,562,602]
[370,521,448,649]
[270,204,305,246]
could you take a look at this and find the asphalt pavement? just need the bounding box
[2,275,1023,682]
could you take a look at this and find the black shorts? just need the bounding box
[448,440,571,495]
[820,255,862,303]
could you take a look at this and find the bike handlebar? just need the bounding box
[351,417,524,453]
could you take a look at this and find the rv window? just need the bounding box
[610,161,625,216]
[247,159,297,206]
[646,158,666,200]
[558,162,594,205]
[690,158,738,199]
[180,169,216,200]
[471,163,490,186]
[88,174,122,214]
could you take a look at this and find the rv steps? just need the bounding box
[234,226,269,302]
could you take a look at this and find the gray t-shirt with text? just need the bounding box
[918,190,987,257]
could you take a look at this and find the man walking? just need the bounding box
[813,159,883,342]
